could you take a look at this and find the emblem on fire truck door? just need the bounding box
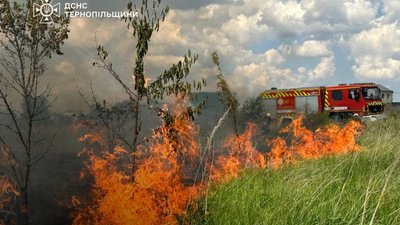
[278,98,284,105]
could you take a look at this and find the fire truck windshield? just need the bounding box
[362,87,380,100]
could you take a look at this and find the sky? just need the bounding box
[40,0,400,112]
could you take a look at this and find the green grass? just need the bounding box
[191,113,400,225]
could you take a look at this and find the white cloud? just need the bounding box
[231,62,298,99]
[221,12,269,45]
[280,40,332,57]
[225,47,300,99]
[344,0,376,26]
[383,0,400,23]
[259,0,306,37]
[352,56,400,79]
[277,44,292,55]
[264,49,285,65]
[307,56,336,80]
[349,23,400,56]
[152,11,188,46]
[303,0,347,25]
[349,22,400,79]
[199,4,221,19]
[297,67,307,74]
[256,0,378,38]
[296,40,331,57]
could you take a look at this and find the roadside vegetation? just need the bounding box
[192,112,400,225]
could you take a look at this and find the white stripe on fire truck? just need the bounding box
[277,110,295,113]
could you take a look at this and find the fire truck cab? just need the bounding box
[325,83,384,119]
[259,83,384,123]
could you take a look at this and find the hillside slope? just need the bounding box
[193,113,400,225]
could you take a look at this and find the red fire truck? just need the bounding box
[259,83,384,123]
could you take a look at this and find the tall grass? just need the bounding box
[191,113,400,225]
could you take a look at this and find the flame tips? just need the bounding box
[267,117,362,169]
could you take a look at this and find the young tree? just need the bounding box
[0,0,69,224]
[211,51,239,136]
[91,0,205,173]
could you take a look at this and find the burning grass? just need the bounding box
[211,123,266,183]
[71,102,203,225]
[0,176,19,225]
[71,101,364,225]
[267,116,362,168]
[192,113,400,225]
[0,146,20,225]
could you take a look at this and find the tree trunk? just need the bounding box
[20,162,31,225]
[233,112,239,137]
[131,98,140,182]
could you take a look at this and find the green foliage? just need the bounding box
[191,115,400,225]
[126,0,168,97]
[91,0,207,161]
[94,0,205,106]
[211,51,239,135]
[0,0,70,58]
[148,49,206,100]
[211,51,238,113]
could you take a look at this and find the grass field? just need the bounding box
[192,112,400,225]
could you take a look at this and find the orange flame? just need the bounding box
[72,105,363,224]
[0,144,20,225]
[72,102,202,225]
[267,116,362,169]
[211,123,266,183]
[0,175,19,225]
[0,175,19,205]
